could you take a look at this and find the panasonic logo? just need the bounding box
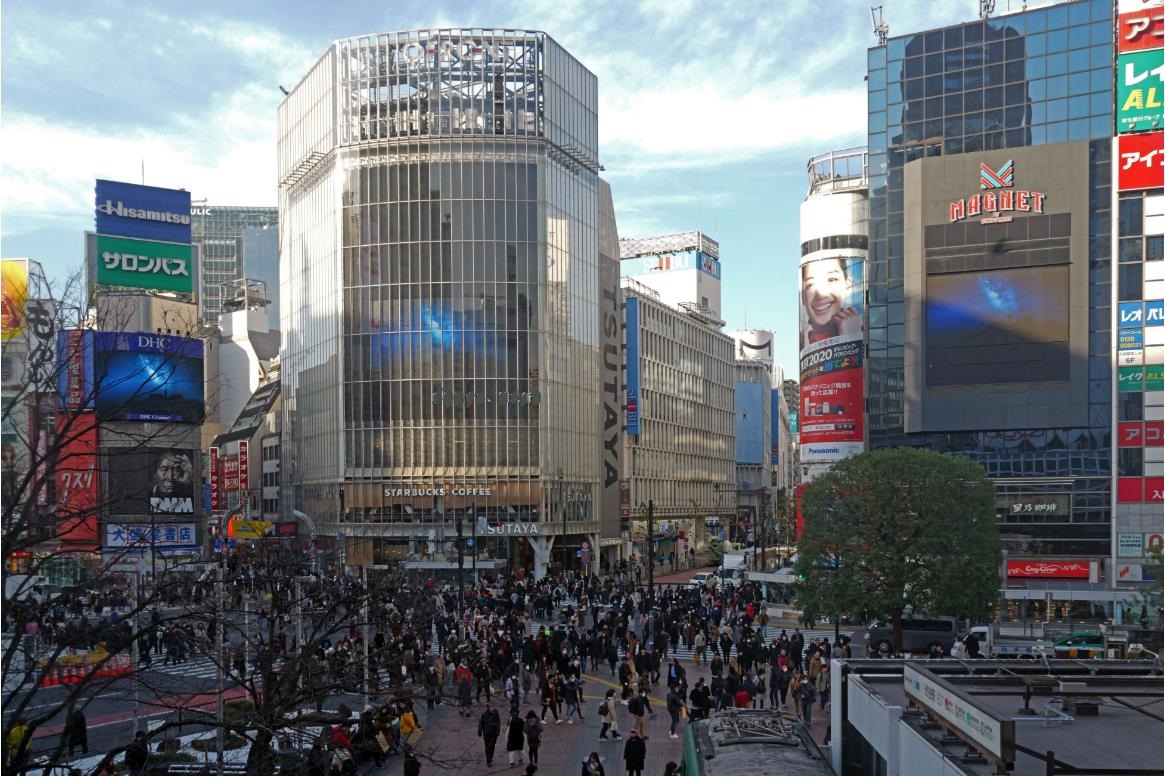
[807,446,841,454]
[96,200,191,225]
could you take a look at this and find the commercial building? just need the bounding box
[620,231,722,322]
[191,205,279,327]
[621,279,735,557]
[734,357,773,546]
[864,0,1150,619]
[831,658,1163,775]
[799,147,869,482]
[277,30,621,577]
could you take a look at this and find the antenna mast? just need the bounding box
[870,6,889,46]
[980,0,996,19]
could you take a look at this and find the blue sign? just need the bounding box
[626,296,641,435]
[1119,302,1144,327]
[770,389,781,466]
[214,538,223,551]
[95,179,192,244]
[735,381,765,464]
[465,538,474,548]
[1146,300,1164,327]
[1119,327,1145,351]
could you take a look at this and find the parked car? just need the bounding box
[858,616,961,655]
[687,571,719,591]
[1052,631,1104,659]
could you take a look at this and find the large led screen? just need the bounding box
[926,265,1069,387]
[93,332,205,423]
[107,448,197,515]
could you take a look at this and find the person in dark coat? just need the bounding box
[403,751,421,776]
[506,711,526,767]
[580,751,606,776]
[622,729,646,776]
[478,703,501,766]
[63,707,88,756]
[124,731,149,775]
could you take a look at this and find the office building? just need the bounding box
[277,30,622,576]
[865,0,1139,619]
[191,205,279,327]
[619,231,723,325]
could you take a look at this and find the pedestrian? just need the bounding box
[598,688,621,740]
[580,751,606,776]
[478,702,501,766]
[403,750,421,776]
[563,676,585,724]
[506,711,526,767]
[622,729,647,776]
[63,707,88,756]
[665,685,685,739]
[663,763,680,776]
[627,690,647,738]
[540,675,560,723]
[795,674,817,725]
[124,731,149,776]
[524,711,543,764]
[6,720,31,773]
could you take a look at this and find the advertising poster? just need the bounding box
[1146,363,1164,390]
[734,381,765,464]
[798,255,864,461]
[1116,132,1164,191]
[626,296,641,435]
[1119,365,1145,392]
[93,332,204,423]
[55,412,99,544]
[108,448,197,515]
[1117,50,1165,134]
[95,179,192,244]
[1,259,28,341]
[1147,299,1164,326]
[95,235,193,294]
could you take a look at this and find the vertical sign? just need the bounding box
[625,296,641,435]
[209,446,221,511]
[238,440,249,516]
[56,412,99,544]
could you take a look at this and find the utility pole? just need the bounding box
[456,513,465,623]
[215,548,226,776]
[361,566,371,710]
[647,499,655,608]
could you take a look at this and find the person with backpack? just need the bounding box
[524,711,543,765]
[478,702,501,766]
[627,691,647,738]
[665,685,686,739]
[598,689,621,740]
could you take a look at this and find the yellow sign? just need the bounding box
[1,259,29,341]
[230,518,273,539]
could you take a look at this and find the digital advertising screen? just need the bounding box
[108,448,197,516]
[926,265,1070,387]
[798,255,865,462]
[93,332,205,423]
[734,381,765,465]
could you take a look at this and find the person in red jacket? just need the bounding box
[733,687,751,708]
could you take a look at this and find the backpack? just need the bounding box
[629,696,644,716]
[598,700,609,716]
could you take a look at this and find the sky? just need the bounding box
[0,0,984,376]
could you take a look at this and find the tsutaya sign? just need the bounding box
[383,484,493,497]
[479,521,539,536]
[948,159,1047,223]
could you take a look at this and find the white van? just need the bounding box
[4,574,58,605]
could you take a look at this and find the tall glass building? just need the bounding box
[192,206,279,326]
[866,0,1118,618]
[277,30,622,575]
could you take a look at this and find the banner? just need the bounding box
[1006,560,1092,579]
[55,412,99,544]
[625,296,641,435]
[1116,132,1164,191]
[1116,50,1165,134]
[798,256,865,462]
[1,259,28,341]
[209,446,221,510]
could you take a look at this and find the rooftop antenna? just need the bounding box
[141,160,145,185]
[979,0,996,18]
[870,6,889,46]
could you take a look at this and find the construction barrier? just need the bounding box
[39,654,135,687]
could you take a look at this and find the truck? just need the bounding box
[4,575,58,606]
[716,552,748,588]
[966,625,1049,658]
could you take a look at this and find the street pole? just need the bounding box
[647,499,655,609]
[361,566,370,710]
[130,571,140,735]
[472,504,478,585]
[216,551,225,776]
[456,514,464,623]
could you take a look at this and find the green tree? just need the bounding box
[794,448,1000,653]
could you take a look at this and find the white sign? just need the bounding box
[104,522,198,550]
[1119,349,1144,366]
[383,484,493,497]
[904,664,1009,761]
[1116,563,1144,582]
[479,522,539,536]
[1118,533,1146,557]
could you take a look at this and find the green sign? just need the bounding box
[1117,50,1164,134]
[787,411,799,433]
[1119,366,1145,392]
[95,235,193,293]
[1146,363,1164,391]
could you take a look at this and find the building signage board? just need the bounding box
[1117,132,1164,191]
[903,664,1012,762]
[1146,299,1164,326]
[626,296,641,435]
[56,329,94,411]
[1119,348,1145,366]
[94,179,192,243]
[1118,532,1146,557]
[1,259,28,341]
[1116,50,1165,134]
[382,484,494,497]
[104,522,198,552]
[208,446,221,510]
[1006,560,1093,578]
[1120,302,1145,327]
[479,521,539,536]
[948,160,1047,223]
[1119,365,1145,391]
[1119,327,1145,350]
[55,412,99,544]
[95,235,193,294]
[238,439,249,500]
[1118,8,1165,53]
[1146,363,1164,390]
[1117,563,1145,582]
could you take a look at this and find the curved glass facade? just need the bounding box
[279,31,611,569]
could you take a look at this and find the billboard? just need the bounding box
[93,332,204,423]
[1116,132,1164,191]
[626,296,641,435]
[1118,8,1165,53]
[1117,50,1165,134]
[108,447,197,515]
[57,329,95,411]
[209,446,221,510]
[104,522,198,553]
[770,389,781,466]
[734,381,765,465]
[55,412,99,544]
[1,259,28,341]
[95,235,194,294]
[1005,560,1092,579]
[798,255,864,462]
[926,265,1070,386]
[621,249,720,279]
[94,179,192,244]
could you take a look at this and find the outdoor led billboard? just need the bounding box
[1,259,28,341]
[93,332,204,423]
[926,265,1071,387]
[94,179,192,244]
[107,448,198,515]
[798,255,865,462]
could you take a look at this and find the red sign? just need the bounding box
[62,330,86,410]
[1148,477,1164,503]
[55,412,99,544]
[1119,476,1146,503]
[222,457,240,491]
[1120,420,1145,447]
[1146,421,1164,448]
[1118,9,1165,53]
[1006,560,1091,579]
[1117,132,1164,192]
[239,440,249,493]
[209,446,221,510]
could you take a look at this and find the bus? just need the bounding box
[680,708,833,776]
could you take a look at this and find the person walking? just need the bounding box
[665,685,685,739]
[627,691,648,738]
[795,673,817,725]
[124,731,149,776]
[524,711,543,765]
[562,676,585,724]
[540,675,560,723]
[598,689,621,740]
[506,711,526,767]
[622,729,647,776]
[581,751,606,776]
[63,707,88,757]
[478,702,501,766]
[403,750,422,776]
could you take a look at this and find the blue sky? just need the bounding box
[0,0,981,375]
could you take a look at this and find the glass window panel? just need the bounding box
[869,68,886,91]
[1030,124,1047,145]
[1088,21,1109,46]
[1067,117,1090,141]
[1047,75,1068,99]
[925,52,944,74]
[985,41,1004,64]
[1027,32,1048,57]
[1067,95,1090,120]
[1088,115,1109,139]
[1068,72,1090,96]
[1028,56,1047,79]
[986,86,1004,108]
[965,89,984,112]
[1006,83,1028,105]
[1046,121,1067,143]
[1047,98,1068,122]
[1046,52,1068,75]
[905,56,925,79]
[1046,4,1069,29]
[1068,49,1090,73]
